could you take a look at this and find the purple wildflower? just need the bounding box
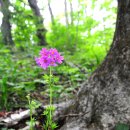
[35,48,64,69]
[40,48,49,57]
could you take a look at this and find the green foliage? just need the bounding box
[26,94,41,130]
[0,77,8,110]
[43,105,58,130]
[11,0,38,47]
[115,123,129,130]
[46,16,100,52]
[0,45,42,110]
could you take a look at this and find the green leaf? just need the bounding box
[115,123,129,130]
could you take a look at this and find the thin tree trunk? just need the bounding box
[64,0,71,51]
[59,1,130,130]
[0,0,14,45]
[28,0,47,46]
[47,0,55,25]
[74,0,80,50]
[69,0,73,25]
[64,0,69,27]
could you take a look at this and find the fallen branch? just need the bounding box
[0,110,30,127]
[0,100,75,127]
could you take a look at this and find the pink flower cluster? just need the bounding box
[35,48,64,69]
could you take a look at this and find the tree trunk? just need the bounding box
[64,0,69,27]
[47,0,55,25]
[0,0,14,45]
[69,0,73,25]
[28,0,47,46]
[59,1,130,130]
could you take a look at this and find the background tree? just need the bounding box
[69,0,73,25]
[59,1,130,129]
[47,0,55,25]
[28,0,47,45]
[0,0,14,45]
[64,0,69,27]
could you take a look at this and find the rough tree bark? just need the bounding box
[0,0,14,45]
[59,1,130,130]
[28,0,47,46]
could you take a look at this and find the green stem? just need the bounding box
[49,67,52,105]
[49,67,52,121]
[28,95,33,130]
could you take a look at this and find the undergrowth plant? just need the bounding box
[35,48,64,130]
[26,94,41,130]
[0,76,8,110]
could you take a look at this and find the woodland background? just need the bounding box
[0,0,117,118]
